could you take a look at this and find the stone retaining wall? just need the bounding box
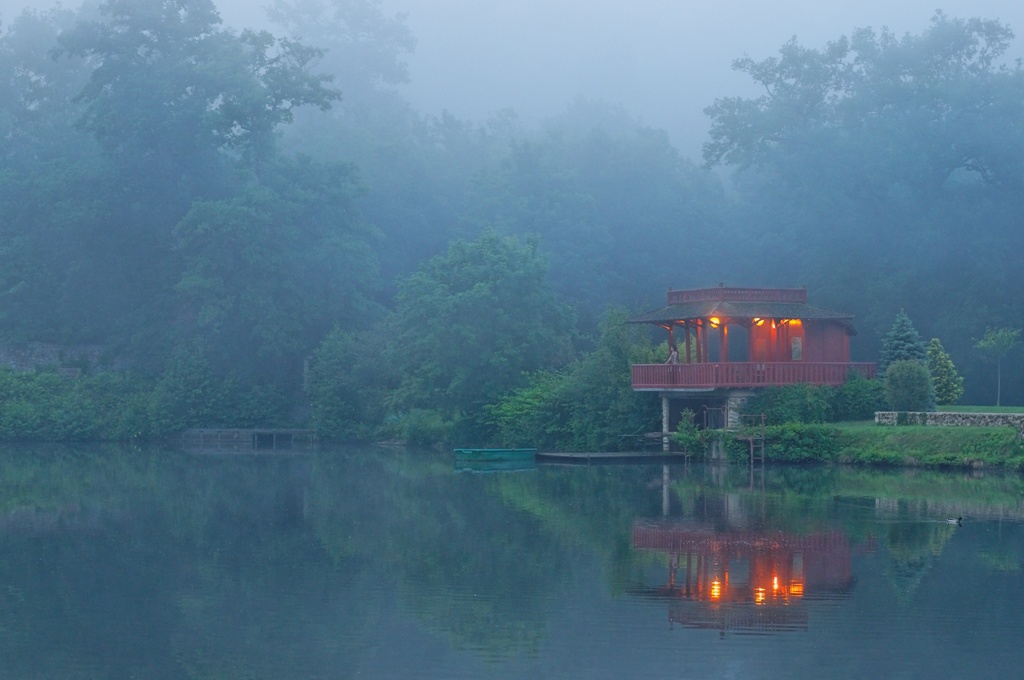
[875,411,1024,438]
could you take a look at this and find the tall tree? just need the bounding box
[974,327,1021,406]
[386,231,575,442]
[879,311,927,377]
[172,156,378,386]
[0,7,116,342]
[926,338,964,406]
[0,0,347,368]
[703,13,1024,400]
[59,0,339,182]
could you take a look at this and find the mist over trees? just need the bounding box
[702,12,1024,406]
[0,0,1021,442]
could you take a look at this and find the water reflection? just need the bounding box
[643,524,864,628]
[1,445,1023,679]
[628,465,865,636]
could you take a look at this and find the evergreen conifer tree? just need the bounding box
[926,338,963,405]
[879,310,927,378]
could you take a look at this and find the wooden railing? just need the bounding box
[631,362,877,390]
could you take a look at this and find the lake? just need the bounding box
[1,444,1022,679]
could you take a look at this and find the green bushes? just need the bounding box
[306,328,393,442]
[744,374,886,424]
[884,359,935,412]
[487,310,660,451]
[832,374,888,420]
[762,423,841,463]
[0,357,288,442]
[0,369,145,441]
[729,422,1024,469]
[672,408,706,453]
[834,424,1024,470]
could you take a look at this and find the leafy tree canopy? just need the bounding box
[704,12,1022,193]
[386,230,575,442]
[974,327,1021,406]
[58,0,339,179]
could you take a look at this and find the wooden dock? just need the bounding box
[177,428,318,452]
[536,451,691,465]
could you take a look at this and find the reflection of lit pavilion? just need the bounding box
[631,521,855,635]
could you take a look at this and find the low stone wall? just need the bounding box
[875,411,1024,438]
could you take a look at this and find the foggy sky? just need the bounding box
[367,0,1024,160]
[5,0,1024,160]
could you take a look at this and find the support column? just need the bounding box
[684,321,692,363]
[662,465,670,516]
[662,395,671,452]
[726,394,749,429]
[721,324,729,363]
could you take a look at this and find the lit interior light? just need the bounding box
[789,581,804,597]
[773,576,779,591]
[755,588,766,605]
[710,579,722,599]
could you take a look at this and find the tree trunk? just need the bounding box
[996,358,1002,407]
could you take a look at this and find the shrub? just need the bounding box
[764,423,841,462]
[486,371,574,449]
[745,384,834,424]
[884,359,935,412]
[672,408,705,453]
[401,409,451,447]
[832,374,887,421]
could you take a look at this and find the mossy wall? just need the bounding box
[875,411,1024,438]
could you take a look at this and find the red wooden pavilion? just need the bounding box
[628,285,876,435]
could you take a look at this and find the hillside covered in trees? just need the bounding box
[0,1,1021,443]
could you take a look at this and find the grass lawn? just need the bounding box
[937,405,1024,414]
[829,418,1024,469]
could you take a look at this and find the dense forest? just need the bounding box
[0,0,1021,444]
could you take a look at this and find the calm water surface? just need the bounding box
[2,444,1022,679]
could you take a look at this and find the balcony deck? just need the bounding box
[631,362,877,391]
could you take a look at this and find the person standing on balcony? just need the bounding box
[665,346,679,364]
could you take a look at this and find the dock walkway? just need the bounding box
[536,451,691,465]
[178,428,318,451]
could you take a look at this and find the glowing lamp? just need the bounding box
[710,579,722,599]
[789,581,805,597]
[709,317,721,328]
[753,317,765,327]
[755,588,766,605]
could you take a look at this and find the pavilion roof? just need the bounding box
[628,300,856,329]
